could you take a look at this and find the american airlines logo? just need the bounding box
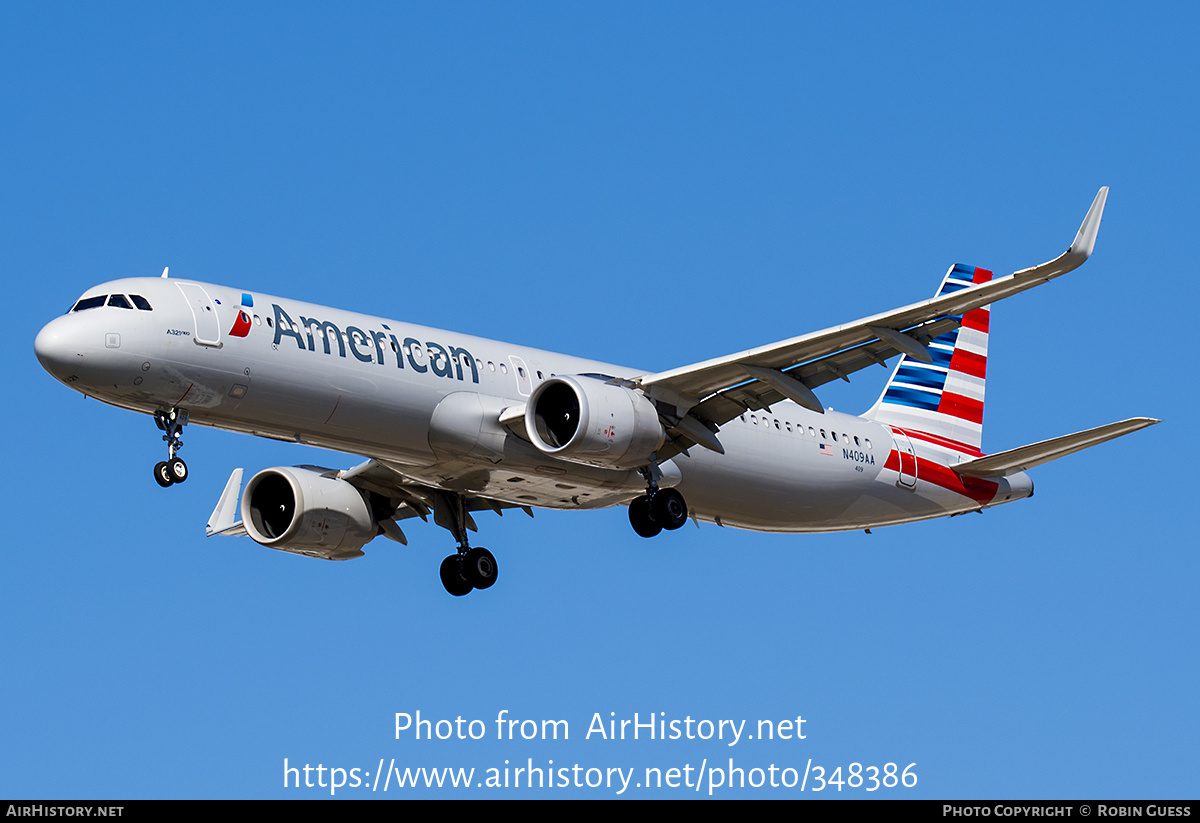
[229,310,252,338]
[269,304,480,384]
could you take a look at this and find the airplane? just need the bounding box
[34,187,1157,596]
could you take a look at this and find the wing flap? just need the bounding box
[680,315,963,434]
[340,457,536,519]
[953,417,1159,478]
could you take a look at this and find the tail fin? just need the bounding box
[864,263,993,454]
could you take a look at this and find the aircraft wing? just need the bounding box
[338,458,535,531]
[207,459,533,546]
[636,188,1109,453]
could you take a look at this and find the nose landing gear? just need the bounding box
[153,408,189,487]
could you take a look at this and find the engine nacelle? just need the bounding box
[241,466,376,559]
[524,375,665,469]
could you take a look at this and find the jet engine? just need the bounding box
[240,466,377,559]
[524,375,665,469]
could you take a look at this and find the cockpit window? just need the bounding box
[107,294,133,309]
[72,295,107,312]
[130,294,152,311]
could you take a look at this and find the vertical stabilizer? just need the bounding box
[864,264,992,454]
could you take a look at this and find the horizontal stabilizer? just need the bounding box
[954,418,1159,478]
[206,467,247,536]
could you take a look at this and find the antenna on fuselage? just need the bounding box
[161,266,169,278]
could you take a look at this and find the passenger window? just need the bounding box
[72,296,106,312]
[129,294,153,311]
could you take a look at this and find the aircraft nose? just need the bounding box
[34,315,82,381]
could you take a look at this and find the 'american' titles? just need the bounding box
[271,303,479,383]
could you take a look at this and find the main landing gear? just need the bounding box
[628,467,688,538]
[439,548,497,597]
[153,408,189,487]
[434,492,498,597]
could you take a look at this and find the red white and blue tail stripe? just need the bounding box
[864,263,992,454]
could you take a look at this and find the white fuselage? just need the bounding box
[34,277,1032,533]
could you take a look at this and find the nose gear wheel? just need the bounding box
[152,409,189,486]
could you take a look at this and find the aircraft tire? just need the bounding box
[168,457,188,484]
[628,495,662,538]
[463,547,498,590]
[650,488,687,530]
[439,555,473,597]
[154,461,174,487]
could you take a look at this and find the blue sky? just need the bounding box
[3,3,1196,798]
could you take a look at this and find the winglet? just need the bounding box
[1011,186,1110,283]
[206,468,246,536]
[1068,186,1108,261]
